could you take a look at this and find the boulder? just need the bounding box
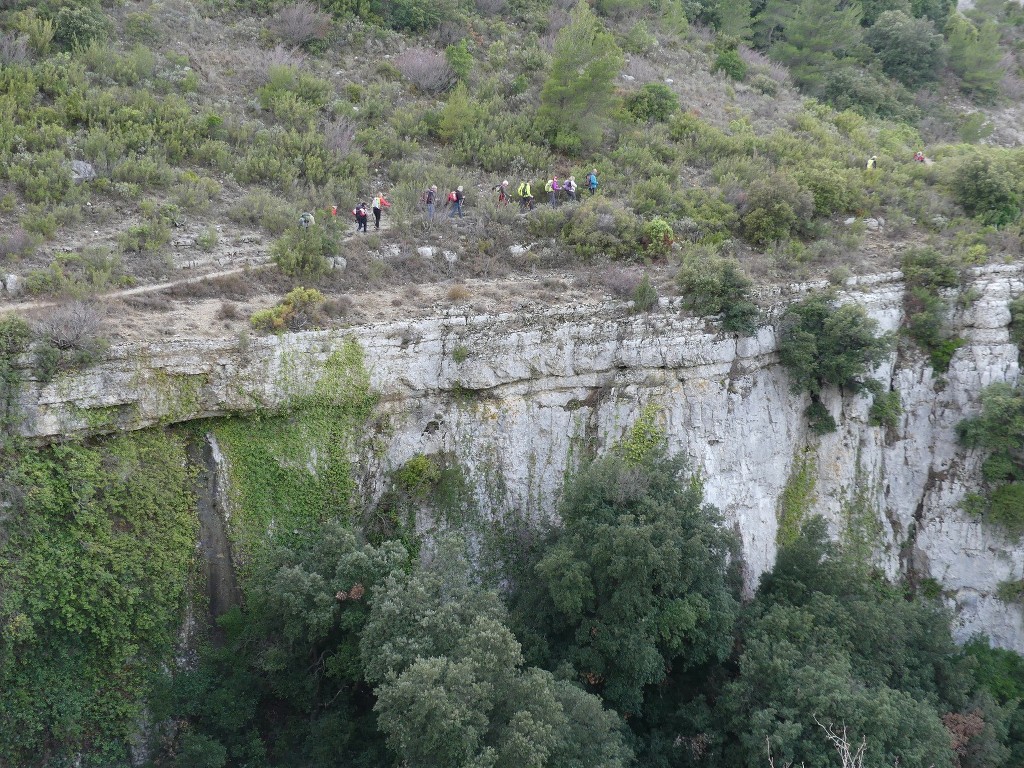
[417,246,435,258]
[69,160,96,182]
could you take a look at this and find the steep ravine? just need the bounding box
[13,265,1024,649]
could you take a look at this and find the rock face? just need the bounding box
[13,266,1024,649]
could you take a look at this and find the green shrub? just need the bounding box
[445,39,473,82]
[1008,298,1024,350]
[641,217,674,259]
[196,227,219,252]
[558,196,642,261]
[868,390,902,429]
[7,150,73,204]
[901,247,961,291]
[949,151,1022,226]
[173,171,221,210]
[626,83,679,123]
[739,173,814,247]
[48,0,111,50]
[631,273,658,313]
[779,293,893,397]
[22,249,126,297]
[118,212,171,255]
[371,0,453,31]
[805,400,837,435]
[997,579,1024,603]
[712,47,746,81]
[901,248,965,372]
[271,226,336,277]
[675,245,758,334]
[250,287,326,332]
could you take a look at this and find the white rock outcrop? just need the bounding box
[12,266,1024,649]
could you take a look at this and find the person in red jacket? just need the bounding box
[353,202,368,232]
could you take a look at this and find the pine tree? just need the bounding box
[536,1,624,154]
[946,13,1005,101]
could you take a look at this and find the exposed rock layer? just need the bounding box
[13,266,1024,649]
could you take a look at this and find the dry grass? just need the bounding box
[446,283,472,302]
[32,301,107,351]
[268,1,331,47]
[395,48,454,94]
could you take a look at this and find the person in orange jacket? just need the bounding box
[371,192,391,229]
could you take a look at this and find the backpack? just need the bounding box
[420,190,430,204]
[517,182,526,197]
[588,173,597,188]
[447,191,458,203]
[544,180,553,193]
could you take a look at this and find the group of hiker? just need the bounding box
[333,170,601,232]
[511,169,599,211]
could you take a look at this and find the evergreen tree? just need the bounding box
[536,1,624,154]
[766,0,864,92]
[508,446,739,714]
[946,13,1005,100]
[361,542,633,768]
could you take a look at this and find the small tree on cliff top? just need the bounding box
[536,1,624,154]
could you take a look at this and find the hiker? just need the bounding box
[353,202,368,232]
[330,205,338,217]
[545,176,561,207]
[587,168,598,195]
[371,192,391,230]
[564,175,577,201]
[493,179,511,206]
[866,156,877,170]
[913,151,925,163]
[300,212,315,229]
[517,180,534,211]
[446,186,465,218]
[423,185,437,220]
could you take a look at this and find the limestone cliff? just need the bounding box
[13,265,1024,649]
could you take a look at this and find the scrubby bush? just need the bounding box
[739,173,814,246]
[395,48,455,93]
[272,225,336,277]
[901,247,965,372]
[641,217,674,258]
[712,47,746,81]
[779,293,893,397]
[250,287,327,332]
[46,0,111,50]
[1009,298,1024,350]
[630,273,658,313]
[229,191,294,235]
[957,382,1024,536]
[268,0,332,47]
[372,0,453,32]
[118,212,171,255]
[950,151,1022,226]
[558,196,642,261]
[675,244,759,334]
[625,83,679,123]
[31,301,109,381]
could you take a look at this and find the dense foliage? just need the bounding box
[957,382,1024,536]
[0,432,197,766]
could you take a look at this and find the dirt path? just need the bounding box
[0,261,274,314]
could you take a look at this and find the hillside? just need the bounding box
[2,0,1024,766]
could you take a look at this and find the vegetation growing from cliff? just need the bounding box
[778,292,894,433]
[0,431,197,767]
[210,337,375,569]
[957,381,1024,536]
